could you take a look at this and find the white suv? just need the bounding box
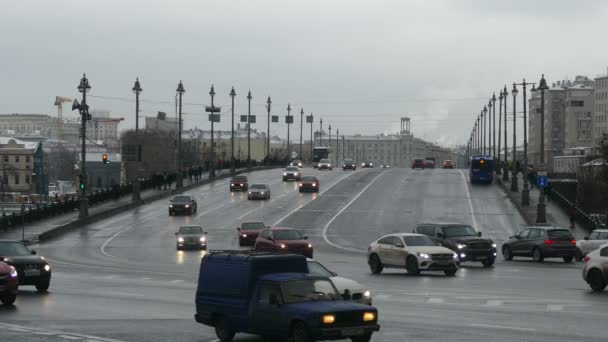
[582,243,608,291]
[576,229,608,261]
[367,233,459,276]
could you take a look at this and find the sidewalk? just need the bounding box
[0,167,274,243]
[496,172,588,239]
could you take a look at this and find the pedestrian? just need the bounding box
[568,204,577,229]
[217,159,222,174]
[163,172,168,190]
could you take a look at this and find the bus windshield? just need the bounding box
[312,147,329,162]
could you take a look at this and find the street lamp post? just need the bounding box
[515,79,535,206]
[319,118,323,146]
[286,104,292,162]
[492,93,497,161]
[75,74,91,219]
[247,91,252,169]
[266,96,272,164]
[336,129,339,163]
[488,100,492,157]
[534,74,549,223]
[497,91,503,175]
[230,87,236,174]
[132,78,142,201]
[309,112,314,162]
[342,135,345,160]
[209,85,216,178]
[482,108,487,155]
[511,83,518,192]
[328,125,332,151]
[299,108,303,160]
[502,85,509,181]
[176,81,185,188]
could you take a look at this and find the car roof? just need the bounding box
[302,176,318,180]
[266,227,295,231]
[259,273,327,282]
[180,225,203,228]
[525,226,568,230]
[592,229,608,233]
[417,222,472,227]
[251,183,268,187]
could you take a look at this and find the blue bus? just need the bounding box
[469,155,494,184]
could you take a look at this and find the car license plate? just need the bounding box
[342,328,364,336]
[476,256,487,260]
[24,269,40,277]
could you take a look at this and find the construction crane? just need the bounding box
[53,96,72,143]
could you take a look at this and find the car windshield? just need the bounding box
[441,225,478,237]
[548,230,574,238]
[404,235,436,246]
[179,226,203,234]
[273,230,304,240]
[250,184,266,189]
[285,167,299,171]
[414,159,424,163]
[241,222,266,230]
[307,261,334,278]
[320,159,330,163]
[172,196,191,202]
[231,177,246,182]
[0,242,31,256]
[302,177,317,182]
[344,159,354,163]
[282,279,339,303]
[292,160,301,164]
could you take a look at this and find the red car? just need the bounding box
[299,176,319,193]
[237,222,268,246]
[442,160,454,169]
[0,261,18,306]
[412,158,425,169]
[254,228,313,258]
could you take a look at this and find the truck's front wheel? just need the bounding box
[215,317,235,341]
[351,333,372,342]
[289,322,311,342]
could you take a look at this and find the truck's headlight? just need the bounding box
[299,183,303,186]
[417,252,430,259]
[363,312,375,322]
[322,314,335,324]
[240,184,244,186]
[248,192,252,194]
[456,244,466,249]
[242,234,247,238]
[312,183,317,187]
[363,290,371,298]
[9,266,17,278]
[200,237,206,242]
[44,264,51,272]
[177,237,184,242]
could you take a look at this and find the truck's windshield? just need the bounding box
[282,279,339,303]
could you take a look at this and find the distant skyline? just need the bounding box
[1,0,607,147]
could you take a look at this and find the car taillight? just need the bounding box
[583,255,591,263]
[570,239,576,244]
[544,239,556,245]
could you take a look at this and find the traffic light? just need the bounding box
[78,174,85,191]
[102,153,109,164]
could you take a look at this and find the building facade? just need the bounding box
[145,112,178,132]
[595,73,608,146]
[0,137,43,198]
[86,110,121,147]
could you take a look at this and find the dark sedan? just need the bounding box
[502,226,577,263]
[342,159,357,170]
[254,228,313,258]
[237,221,268,246]
[0,261,18,305]
[248,184,271,200]
[169,195,198,215]
[230,176,248,192]
[361,161,374,168]
[299,176,319,192]
[0,240,51,292]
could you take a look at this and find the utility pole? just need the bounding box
[492,93,497,161]
[247,91,252,169]
[176,81,185,188]
[73,74,91,219]
[286,104,292,162]
[308,113,314,162]
[497,91,503,175]
[320,118,323,146]
[511,83,518,192]
[502,85,509,181]
[132,78,142,201]
[488,100,492,157]
[535,74,549,223]
[299,108,303,160]
[328,125,332,152]
[209,85,217,178]
[230,87,236,174]
[266,96,271,164]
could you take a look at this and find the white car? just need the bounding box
[318,158,333,170]
[368,233,459,276]
[582,242,608,291]
[306,259,372,305]
[576,229,608,261]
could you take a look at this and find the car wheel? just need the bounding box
[502,246,513,261]
[406,256,420,275]
[532,247,544,262]
[587,269,607,292]
[368,254,383,274]
[350,333,372,342]
[482,257,495,267]
[289,322,311,342]
[1,294,16,306]
[575,249,584,262]
[444,268,457,276]
[36,278,50,292]
[214,317,235,341]
[563,256,573,263]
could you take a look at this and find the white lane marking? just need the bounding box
[546,304,564,312]
[469,324,536,332]
[169,279,184,284]
[100,211,166,260]
[486,300,503,306]
[321,171,387,253]
[272,172,356,226]
[459,169,478,230]
[427,298,444,304]
[0,323,128,342]
[58,335,83,340]
[104,275,119,279]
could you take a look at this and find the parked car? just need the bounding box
[282,166,302,181]
[299,176,320,193]
[442,160,454,169]
[230,176,249,192]
[342,159,357,171]
[0,240,52,292]
[254,228,313,258]
[175,225,207,250]
[0,261,18,306]
[576,229,608,261]
[194,251,380,342]
[169,195,198,215]
[502,226,577,263]
[318,158,333,170]
[248,184,271,200]
[582,243,608,291]
[306,259,372,305]
[413,223,497,266]
[411,159,425,169]
[367,233,459,276]
[237,222,268,246]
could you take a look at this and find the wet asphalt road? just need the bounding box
[1,167,607,342]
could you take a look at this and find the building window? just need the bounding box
[15,155,20,163]
[25,175,30,184]
[2,156,7,163]
[14,175,19,185]
[26,156,30,163]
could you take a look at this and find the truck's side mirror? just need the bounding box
[477,232,482,237]
[269,293,280,305]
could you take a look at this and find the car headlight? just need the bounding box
[242,234,247,238]
[177,237,184,242]
[363,290,371,298]
[9,266,17,278]
[312,183,317,187]
[169,204,173,208]
[363,312,375,322]
[44,264,51,272]
[456,244,466,249]
[279,243,287,249]
[417,252,430,259]
[491,243,497,248]
[200,236,206,242]
[322,314,335,324]
[185,204,190,208]
[453,253,459,260]
[308,243,312,248]
[260,192,265,195]
[231,183,235,186]
[240,183,244,186]
[342,164,345,167]
[283,172,287,176]
[299,183,303,186]
[248,191,252,194]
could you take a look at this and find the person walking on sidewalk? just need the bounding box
[568,204,577,230]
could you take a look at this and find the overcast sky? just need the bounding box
[1,0,607,146]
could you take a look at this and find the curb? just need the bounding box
[38,166,280,242]
[496,178,534,226]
